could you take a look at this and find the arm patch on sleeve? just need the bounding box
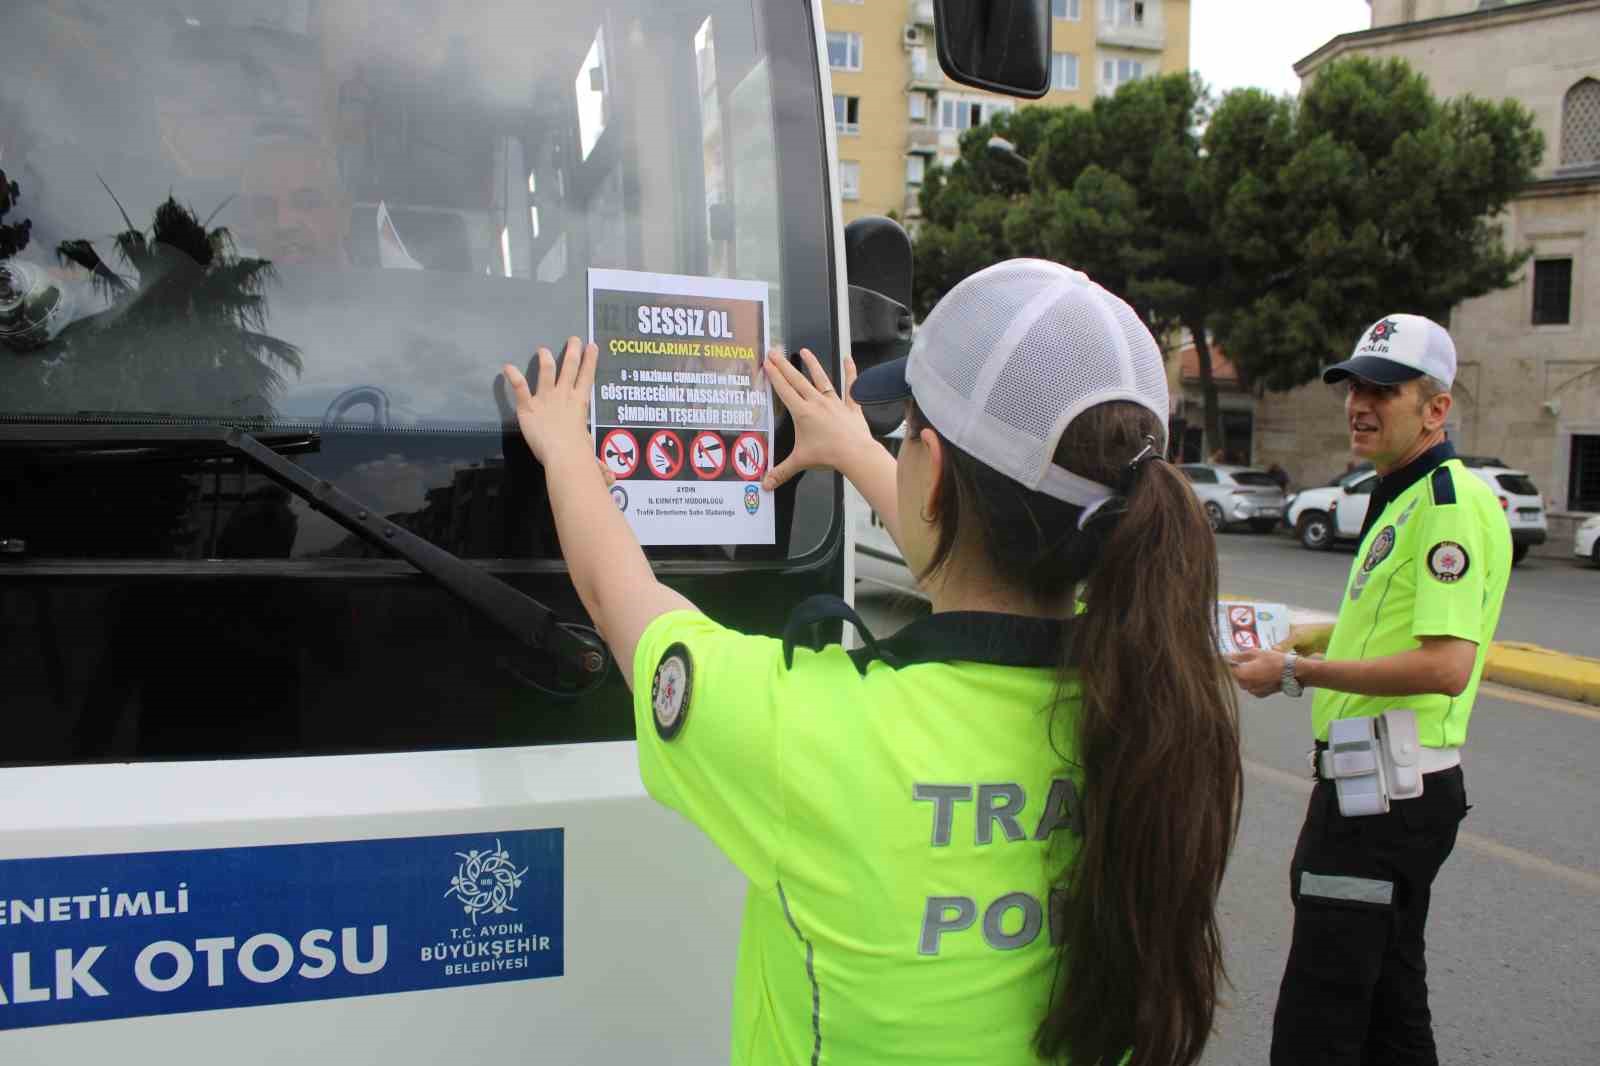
[650,644,694,740]
[1430,466,1456,506]
[1427,541,1470,583]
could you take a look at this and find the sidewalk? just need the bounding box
[1263,604,1600,706]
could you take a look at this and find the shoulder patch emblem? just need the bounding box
[1427,541,1470,583]
[650,643,694,741]
[1363,526,1396,573]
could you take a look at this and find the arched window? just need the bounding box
[1562,78,1600,169]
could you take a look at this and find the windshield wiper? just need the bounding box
[0,422,609,684]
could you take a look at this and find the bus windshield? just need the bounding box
[0,0,834,565]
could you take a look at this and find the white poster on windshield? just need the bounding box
[588,269,775,546]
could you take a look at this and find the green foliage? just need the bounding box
[913,57,1544,427]
[1214,57,1542,390]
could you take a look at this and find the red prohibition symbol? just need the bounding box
[732,432,767,481]
[646,429,685,479]
[690,431,727,479]
[600,428,639,479]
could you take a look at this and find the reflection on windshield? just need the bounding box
[4,188,302,418]
[0,0,786,432]
[0,0,826,563]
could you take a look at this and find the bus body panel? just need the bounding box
[0,742,745,1062]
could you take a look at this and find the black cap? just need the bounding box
[1321,355,1425,386]
[849,355,912,405]
[849,355,914,436]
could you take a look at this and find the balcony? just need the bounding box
[1096,15,1165,51]
[905,41,945,92]
[907,125,940,153]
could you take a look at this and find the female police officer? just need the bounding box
[502,259,1242,1066]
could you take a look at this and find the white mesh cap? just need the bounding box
[1322,313,1457,388]
[903,259,1169,509]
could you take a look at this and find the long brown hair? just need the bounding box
[908,398,1242,1066]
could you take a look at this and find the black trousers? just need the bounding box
[1270,766,1468,1066]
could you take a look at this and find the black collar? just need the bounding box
[1360,439,1455,541]
[781,595,1072,675]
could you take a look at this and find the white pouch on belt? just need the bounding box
[1320,711,1425,817]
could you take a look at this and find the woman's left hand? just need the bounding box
[503,336,599,466]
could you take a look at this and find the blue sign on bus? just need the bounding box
[0,828,563,1029]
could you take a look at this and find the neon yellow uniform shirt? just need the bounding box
[633,605,1085,1065]
[1313,445,1511,748]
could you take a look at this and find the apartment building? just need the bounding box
[1254,0,1600,552]
[822,0,1191,224]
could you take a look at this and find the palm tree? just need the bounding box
[49,184,303,418]
[1,181,306,560]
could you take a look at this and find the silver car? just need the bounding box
[1179,464,1288,533]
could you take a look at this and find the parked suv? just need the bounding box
[1178,464,1287,533]
[1287,458,1547,564]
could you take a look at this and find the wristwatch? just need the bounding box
[1281,652,1304,698]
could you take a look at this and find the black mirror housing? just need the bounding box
[933,0,1051,100]
[843,216,913,374]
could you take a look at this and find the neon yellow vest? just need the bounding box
[634,609,1084,1065]
[1312,458,1511,747]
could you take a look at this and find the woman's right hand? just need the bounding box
[761,347,877,491]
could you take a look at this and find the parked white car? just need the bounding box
[1286,469,1375,552]
[1177,464,1288,533]
[1289,458,1548,565]
[1575,514,1600,566]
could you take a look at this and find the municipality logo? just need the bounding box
[444,839,528,924]
[744,484,760,514]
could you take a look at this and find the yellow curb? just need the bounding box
[1484,642,1600,706]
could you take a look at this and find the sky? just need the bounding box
[1190,0,1375,98]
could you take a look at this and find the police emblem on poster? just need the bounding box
[651,643,694,740]
[0,830,563,1031]
[588,269,775,546]
[1427,541,1470,583]
[1363,526,1396,573]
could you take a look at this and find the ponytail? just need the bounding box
[907,399,1241,1066]
[1037,411,1242,1066]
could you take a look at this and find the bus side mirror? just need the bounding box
[844,215,913,373]
[933,0,1051,100]
[844,216,913,436]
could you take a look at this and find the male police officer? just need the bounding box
[1231,314,1510,1065]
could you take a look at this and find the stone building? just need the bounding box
[1253,0,1600,553]
[822,0,1190,226]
